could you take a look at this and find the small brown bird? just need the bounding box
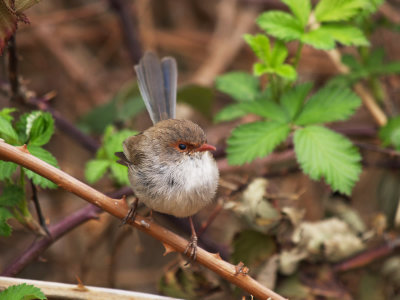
[116,52,219,260]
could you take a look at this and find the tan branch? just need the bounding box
[326,49,387,127]
[0,140,286,300]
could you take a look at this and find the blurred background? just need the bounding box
[1,0,400,299]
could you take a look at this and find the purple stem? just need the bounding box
[1,187,133,277]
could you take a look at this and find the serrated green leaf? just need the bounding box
[227,121,291,165]
[281,0,311,27]
[301,28,335,50]
[295,86,361,125]
[214,104,248,123]
[379,116,400,151]
[294,126,362,195]
[281,82,313,120]
[215,72,260,102]
[315,0,368,22]
[85,159,111,184]
[319,24,369,47]
[102,128,137,159]
[239,99,289,122]
[28,112,55,146]
[275,64,297,80]
[231,229,276,265]
[0,115,18,143]
[0,207,13,236]
[270,40,289,67]
[342,54,362,71]
[0,160,18,180]
[110,162,129,186]
[253,63,275,76]
[257,11,303,41]
[0,184,24,207]
[25,145,58,189]
[0,283,47,300]
[244,34,271,64]
[0,107,16,122]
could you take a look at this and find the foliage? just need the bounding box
[379,116,400,151]
[0,108,59,236]
[85,125,137,186]
[214,0,389,195]
[0,283,46,300]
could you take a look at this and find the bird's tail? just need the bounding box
[134,52,177,124]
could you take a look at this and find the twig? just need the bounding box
[0,276,178,300]
[109,0,142,64]
[29,180,51,237]
[0,141,287,300]
[355,142,400,157]
[326,49,387,126]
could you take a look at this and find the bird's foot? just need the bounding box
[120,197,138,226]
[184,234,198,265]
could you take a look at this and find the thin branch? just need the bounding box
[29,180,51,237]
[0,141,286,300]
[7,35,20,102]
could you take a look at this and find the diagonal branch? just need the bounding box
[0,141,286,300]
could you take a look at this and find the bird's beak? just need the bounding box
[196,143,216,152]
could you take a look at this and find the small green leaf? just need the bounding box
[102,128,137,159]
[85,159,111,184]
[0,283,47,300]
[0,115,18,143]
[319,24,369,47]
[270,40,289,67]
[25,145,59,189]
[294,126,362,195]
[315,0,368,22]
[231,229,276,265]
[214,104,248,123]
[253,63,275,76]
[274,64,297,80]
[301,28,335,50]
[28,112,55,146]
[257,11,303,41]
[227,121,291,165]
[0,107,16,122]
[281,82,313,120]
[244,34,271,64]
[215,72,260,102]
[0,160,18,180]
[295,86,361,125]
[379,116,400,151]
[0,207,13,237]
[281,0,311,27]
[0,184,24,207]
[110,162,129,186]
[239,99,288,123]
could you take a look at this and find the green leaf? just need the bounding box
[231,229,276,265]
[315,0,368,22]
[253,63,275,76]
[25,145,59,189]
[177,85,215,119]
[0,207,13,237]
[0,107,16,122]
[101,128,137,159]
[239,99,288,123]
[281,82,313,120]
[301,28,335,50]
[0,283,47,300]
[274,64,297,80]
[85,159,111,184]
[0,115,18,143]
[0,184,24,207]
[227,121,291,165]
[319,24,369,47]
[0,160,18,180]
[270,40,289,67]
[281,0,311,27]
[215,72,260,102]
[294,126,362,195]
[214,104,248,123]
[257,11,303,41]
[244,34,271,64]
[295,86,361,125]
[27,111,55,146]
[110,162,129,186]
[379,116,400,151]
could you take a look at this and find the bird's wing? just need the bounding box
[134,52,177,124]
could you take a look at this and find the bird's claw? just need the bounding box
[120,198,138,226]
[184,235,198,265]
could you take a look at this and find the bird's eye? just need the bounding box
[178,143,187,150]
